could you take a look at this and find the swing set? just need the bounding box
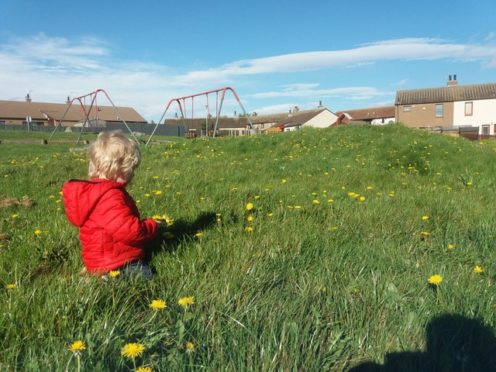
[145,86,253,145]
[48,89,138,144]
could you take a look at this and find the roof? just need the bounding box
[395,83,496,105]
[251,108,329,128]
[336,106,395,121]
[0,100,147,123]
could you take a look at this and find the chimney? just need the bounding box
[25,93,31,103]
[447,74,458,87]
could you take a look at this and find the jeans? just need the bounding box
[102,260,153,281]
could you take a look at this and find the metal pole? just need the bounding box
[213,89,226,138]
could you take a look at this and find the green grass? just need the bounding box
[0,125,495,370]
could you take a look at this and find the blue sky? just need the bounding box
[1,0,495,122]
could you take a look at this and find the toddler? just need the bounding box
[63,131,158,278]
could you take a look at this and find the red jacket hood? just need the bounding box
[62,179,126,227]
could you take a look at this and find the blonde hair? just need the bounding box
[88,131,140,182]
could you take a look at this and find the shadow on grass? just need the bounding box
[147,211,218,257]
[349,313,496,372]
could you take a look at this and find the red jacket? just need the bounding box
[62,178,158,273]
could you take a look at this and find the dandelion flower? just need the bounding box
[246,215,254,222]
[420,231,430,238]
[447,243,455,250]
[11,214,18,219]
[121,343,145,359]
[245,226,254,233]
[473,265,484,274]
[281,179,287,184]
[136,367,153,372]
[312,199,320,205]
[194,231,204,238]
[34,229,42,236]
[421,215,429,221]
[149,299,167,310]
[428,274,443,286]
[178,296,195,308]
[359,196,366,202]
[68,340,86,353]
[245,202,254,211]
[108,270,120,278]
[185,341,195,352]
[267,212,273,217]
[153,190,162,196]
[5,283,16,289]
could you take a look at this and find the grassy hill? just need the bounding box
[0,125,495,370]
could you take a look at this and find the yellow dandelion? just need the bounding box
[5,283,17,289]
[121,343,145,359]
[245,226,254,233]
[136,367,153,372]
[281,179,287,184]
[388,191,395,197]
[185,341,195,352]
[473,265,484,274]
[267,212,273,217]
[194,231,204,238]
[359,196,366,202]
[447,243,456,250]
[294,205,302,209]
[246,215,254,222]
[245,202,254,211]
[327,198,334,204]
[144,193,151,198]
[254,195,261,199]
[108,270,120,278]
[178,296,195,308]
[428,274,443,286]
[11,214,18,219]
[68,340,86,353]
[153,190,162,196]
[312,199,320,205]
[420,231,430,238]
[149,299,167,310]
[421,215,429,221]
[34,229,42,236]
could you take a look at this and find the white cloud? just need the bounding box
[251,103,296,115]
[179,37,496,82]
[252,84,390,100]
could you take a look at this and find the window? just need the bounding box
[435,104,444,118]
[465,102,473,116]
[482,125,490,136]
[403,105,411,112]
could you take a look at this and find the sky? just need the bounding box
[0,0,495,122]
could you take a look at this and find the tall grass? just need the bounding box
[0,125,495,370]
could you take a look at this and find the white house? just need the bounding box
[453,96,496,135]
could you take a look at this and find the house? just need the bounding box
[0,99,147,127]
[335,106,395,125]
[254,107,338,132]
[395,76,496,134]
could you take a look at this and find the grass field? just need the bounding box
[0,125,495,371]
